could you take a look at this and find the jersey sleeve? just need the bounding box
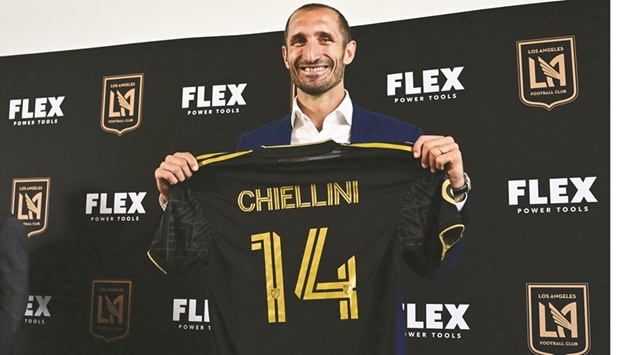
[147,183,213,275]
[396,173,465,275]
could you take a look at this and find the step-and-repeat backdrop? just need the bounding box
[0,1,609,354]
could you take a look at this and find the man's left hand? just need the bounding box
[412,135,466,202]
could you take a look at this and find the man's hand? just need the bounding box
[154,152,199,203]
[412,135,466,202]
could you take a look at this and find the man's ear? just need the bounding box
[343,40,357,65]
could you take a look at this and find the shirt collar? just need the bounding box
[290,90,353,128]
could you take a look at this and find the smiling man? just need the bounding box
[153,4,471,354]
[156,4,470,205]
[233,4,469,205]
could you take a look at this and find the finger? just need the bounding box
[167,152,198,173]
[164,153,198,179]
[429,145,443,172]
[172,152,199,172]
[422,139,445,170]
[435,149,464,181]
[159,162,191,185]
[412,135,440,158]
[154,167,177,200]
[432,142,461,172]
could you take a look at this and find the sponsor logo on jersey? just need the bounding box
[404,303,470,340]
[11,177,51,237]
[85,192,146,222]
[90,280,132,342]
[508,176,597,214]
[181,83,247,116]
[8,96,65,126]
[387,66,464,104]
[101,74,144,135]
[24,295,52,326]
[527,283,590,355]
[172,298,211,331]
[517,36,578,110]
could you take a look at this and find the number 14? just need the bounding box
[251,227,358,323]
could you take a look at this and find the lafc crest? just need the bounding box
[526,283,590,355]
[90,280,132,342]
[11,177,51,237]
[517,36,578,110]
[101,74,144,135]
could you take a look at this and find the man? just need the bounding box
[155,4,470,216]
[152,4,471,354]
[0,209,29,355]
[155,3,470,273]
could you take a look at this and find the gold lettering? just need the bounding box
[238,181,360,213]
[327,183,333,205]
[333,181,354,204]
[255,188,274,212]
[237,190,255,212]
[310,184,327,207]
[294,185,311,208]
[280,186,295,209]
[273,188,280,210]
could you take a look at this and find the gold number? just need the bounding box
[295,228,358,320]
[251,232,286,323]
[252,227,358,323]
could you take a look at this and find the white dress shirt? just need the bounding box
[290,91,353,145]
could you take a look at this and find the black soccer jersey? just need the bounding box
[148,140,464,355]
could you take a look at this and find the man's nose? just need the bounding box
[303,40,322,62]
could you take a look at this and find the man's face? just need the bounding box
[282,8,356,96]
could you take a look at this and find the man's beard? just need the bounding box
[291,58,345,96]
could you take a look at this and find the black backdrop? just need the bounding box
[0,1,609,354]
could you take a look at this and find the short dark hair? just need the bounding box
[283,3,352,46]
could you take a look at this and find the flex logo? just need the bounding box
[173,299,211,331]
[517,36,578,110]
[182,83,247,116]
[387,67,464,104]
[85,192,146,222]
[405,303,470,330]
[101,73,144,135]
[25,295,52,317]
[8,96,65,126]
[527,283,590,355]
[508,177,597,214]
[404,303,469,340]
[24,295,52,325]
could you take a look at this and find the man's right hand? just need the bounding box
[154,152,199,204]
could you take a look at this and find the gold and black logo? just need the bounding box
[90,280,132,342]
[101,74,144,135]
[517,36,578,110]
[527,283,590,355]
[11,177,51,238]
